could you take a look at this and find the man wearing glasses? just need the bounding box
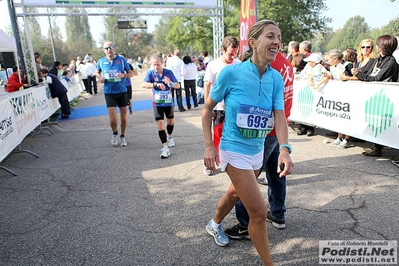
[96,41,134,147]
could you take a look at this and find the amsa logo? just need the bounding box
[365,89,395,137]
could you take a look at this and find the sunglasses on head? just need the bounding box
[361,46,371,49]
[103,46,114,51]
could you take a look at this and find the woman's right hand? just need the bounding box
[204,145,219,173]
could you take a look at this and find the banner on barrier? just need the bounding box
[0,96,19,162]
[289,80,399,149]
[8,90,38,140]
[34,85,59,122]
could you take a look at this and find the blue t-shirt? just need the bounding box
[210,59,284,155]
[97,54,131,94]
[143,68,178,107]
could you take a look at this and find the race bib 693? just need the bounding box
[236,104,274,138]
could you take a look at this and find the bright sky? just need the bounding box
[0,0,398,45]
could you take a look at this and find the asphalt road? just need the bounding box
[1,75,398,266]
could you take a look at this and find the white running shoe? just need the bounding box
[167,137,175,147]
[120,136,127,147]
[338,139,350,149]
[330,137,341,147]
[111,134,119,146]
[160,146,170,159]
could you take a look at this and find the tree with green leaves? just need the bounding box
[326,16,370,51]
[257,0,331,46]
[65,8,95,60]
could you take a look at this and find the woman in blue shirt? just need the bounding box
[202,20,294,265]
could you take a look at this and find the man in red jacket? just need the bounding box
[6,66,28,92]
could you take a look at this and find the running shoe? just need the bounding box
[338,139,350,149]
[120,136,127,147]
[267,211,286,229]
[167,137,175,147]
[111,134,119,146]
[224,224,250,240]
[160,146,170,159]
[205,220,229,247]
[330,137,341,147]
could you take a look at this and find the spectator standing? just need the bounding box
[393,36,399,64]
[39,69,70,119]
[166,50,186,112]
[84,53,93,63]
[77,62,89,94]
[6,66,28,92]
[201,50,214,67]
[34,52,43,80]
[182,55,198,110]
[297,40,316,136]
[354,39,377,75]
[142,54,180,158]
[85,59,98,95]
[325,49,354,149]
[96,41,134,147]
[286,41,300,66]
[49,61,62,77]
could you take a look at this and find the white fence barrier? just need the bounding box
[0,77,83,162]
[289,79,399,150]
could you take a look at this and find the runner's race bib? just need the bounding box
[154,90,172,105]
[236,104,274,138]
[104,72,121,82]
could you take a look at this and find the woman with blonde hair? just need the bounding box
[354,38,376,74]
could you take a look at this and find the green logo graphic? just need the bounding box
[365,89,394,137]
[297,85,314,117]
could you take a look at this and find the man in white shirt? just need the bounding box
[84,59,98,94]
[166,50,186,112]
[203,35,240,175]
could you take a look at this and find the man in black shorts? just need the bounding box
[96,41,133,146]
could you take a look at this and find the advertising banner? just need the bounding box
[7,90,38,141]
[0,96,19,162]
[239,0,257,54]
[34,85,57,123]
[289,80,399,149]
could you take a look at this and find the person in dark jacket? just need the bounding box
[49,61,61,76]
[39,68,71,119]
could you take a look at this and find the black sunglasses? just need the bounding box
[361,46,371,49]
[103,46,114,51]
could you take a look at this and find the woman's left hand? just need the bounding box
[277,152,294,177]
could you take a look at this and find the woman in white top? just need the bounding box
[182,55,198,110]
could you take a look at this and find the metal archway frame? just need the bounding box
[11,0,224,84]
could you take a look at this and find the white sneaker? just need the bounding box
[160,146,170,159]
[120,136,127,147]
[330,137,341,147]
[167,137,175,147]
[111,134,119,146]
[339,139,350,149]
[203,166,214,176]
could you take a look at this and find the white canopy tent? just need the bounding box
[0,29,20,87]
[0,29,17,53]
